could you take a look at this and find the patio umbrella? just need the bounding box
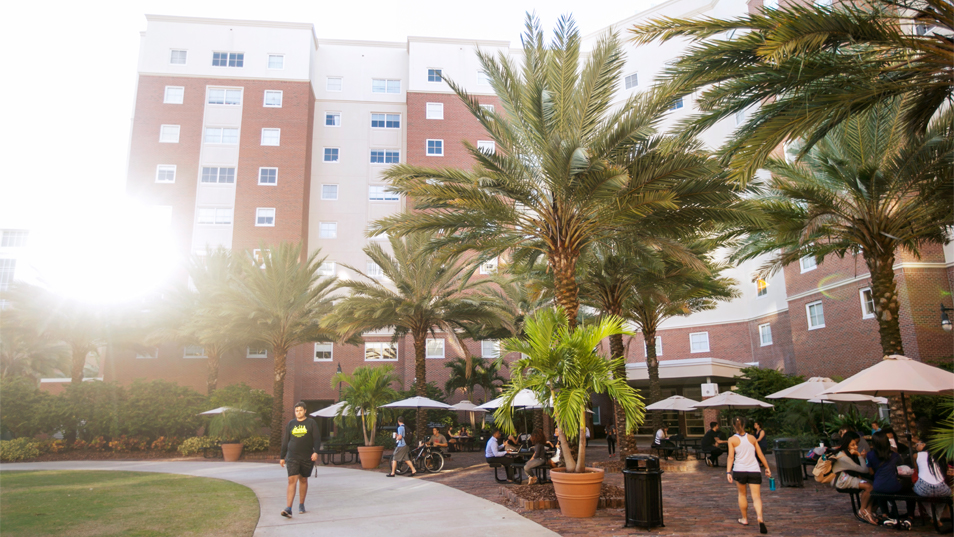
[645,395,700,412]
[198,406,255,415]
[766,377,885,434]
[448,400,488,412]
[476,389,545,410]
[379,396,452,410]
[690,391,774,410]
[310,401,361,418]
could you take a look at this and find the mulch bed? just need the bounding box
[589,460,623,473]
[504,482,624,511]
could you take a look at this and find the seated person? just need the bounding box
[524,429,548,485]
[830,431,875,524]
[427,427,449,455]
[913,439,951,498]
[881,426,909,461]
[503,434,520,451]
[549,427,563,468]
[447,428,459,451]
[834,426,869,454]
[653,425,677,459]
[701,422,728,467]
[867,430,913,522]
[485,430,515,482]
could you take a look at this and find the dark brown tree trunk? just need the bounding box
[207,347,220,396]
[269,348,288,451]
[644,326,663,433]
[70,343,87,385]
[549,252,580,329]
[609,333,634,460]
[414,334,428,442]
[532,409,544,434]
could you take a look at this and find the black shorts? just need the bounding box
[286,457,314,478]
[733,471,762,485]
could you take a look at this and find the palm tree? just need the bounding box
[630,0,954,181]
[331,365,400,446]
[329,232,509,439]
[0,315,70,385]
[372,14,744,330]
[733,101,953,433]
[225,242,341,449]
[444,357,506,431]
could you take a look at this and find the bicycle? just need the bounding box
[395,442,445,474]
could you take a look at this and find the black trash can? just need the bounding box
[773,438,804,488]
[624,455,665,529]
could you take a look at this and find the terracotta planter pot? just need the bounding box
[358,446,385,469]
[550,467,605,518]
[221,443,244,462]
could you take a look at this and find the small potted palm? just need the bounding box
[210,406,259,462]
[331,364,399,469]
[496,308,644,518]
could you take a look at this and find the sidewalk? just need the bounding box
[0,460,558,537]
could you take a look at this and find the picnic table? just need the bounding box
[316,442,360,465]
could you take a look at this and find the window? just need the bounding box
[426,102,444,119]
[256,208,276,227]
[371,113,400,129]
[481,340,500,359]
[669,97,684,110]
[479,258,497,275]
[365,342,397,361]
[1,230,28,248]
[689,332,710,353]
[735,109,746,126]
[759,324,773,346]
[264,90,283,107]
[644,336,663,357]
[317,262,335,277]
[371,79,401,94]
[479,104,495,113]
[426,139,443,156]
[314,343,333,361]
[427,68,443,82]
[247,347,268,359]
[369,150,400,164]
[860,288,876,319]
[366,262,383,278]
[258,168,277,185]
[477,70,491,85]
[170,50,187,64]
[261,129,280,146]
[321,184,338,200]
[426,338,445,359]
[159,125,180,143]
[323,148,339,163]
[477,140,495,154]
[201,167,236,184]
[251,249,270,268]
[204,127,239,144]
[319,222,337,238]
[212,52,244,67]
[369,186,399,201]
[136,348,158,360]
[756,279,768,297]
[197,207,233,225]
[0,259,15,291]
[807,300,826,329]
[207,88,242,105]
[326,77,342,91]
[183,345,206,359]
[800,255,817,273]
[624,73,638,89]
[325,112,341,126]
[763,0,779,8]
[592,407,601,426]
[815,0,832,6]
[156,165,176,183]
[267,54,284,69]
[164,86,184,104]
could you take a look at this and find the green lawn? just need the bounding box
[0,470,258,537]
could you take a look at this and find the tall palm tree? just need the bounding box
[329,232,509,439]
[0,315,70,385]
[225,242,341,448]
[630,0,954,181]
[372,14,745,330]
[734,101,953,433]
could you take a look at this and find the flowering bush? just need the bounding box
[108,435,151,452]
[86,436,109,451]
[36,439,68,454]
[150,436,182,452]
[0,438,40,462]
[178,436,222,456]
[242,436,269,452]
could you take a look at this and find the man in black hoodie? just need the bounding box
[280,401,320,518]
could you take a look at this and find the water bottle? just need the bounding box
[769,476,776,491]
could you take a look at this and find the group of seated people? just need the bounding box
[485,427,561,484]
[444,427,473,452]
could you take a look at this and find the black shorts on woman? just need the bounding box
[732,471,762,485]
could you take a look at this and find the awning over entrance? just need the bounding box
[625,357,750,388]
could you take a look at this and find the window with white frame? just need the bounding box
[592,407,601,425]
[644,336,663,357]
[156,165,176,183]
[689,332,710,353]
[479,258,497,275]
[267,54,284,69]
[256,208,276,227]
[859,288,876,319]
[624,73,638,89]
[261,129,280,146]
[366,262,383,278]
[319,222,337,238]
[669,97,684,110]
[806,300,826,329]
[479,104,495,113]
[314,343,333,361]
[251,249,270,268]
[371,113,400,129]
[2,230,29,248]
[756,279,768,297]
[369,186,399,201]
[170,50,187,64]
[197,207,233,225]
[371,78,401,94]
[477,70,491,85]
[136,347,159,360]
[426,102,444,119]
[426,139,443,156]
[323,148,339,162]
[365,342,397,361]
[164,86,184,104]
[207,88,242,105]
[201,167,236,184]
[258,167,277,185]
[800,255,817,273]
[317,262,335,277]
[159,125,180,143]
[763,0,779,8]
[427,68,443,82]
[325,112,340,126]
[212,52,244,67]
[0,259,14,292]
[477,140,495,154]
[326,77,342,91]
[759,323,773,346]
[426,338,445,358]
[247,347,268,359]
[264,90,283,107]
[815,0,832,6]
[183,345,206,358]
[481,340,500,359]
[321,184,338,200]
[369,150,400,164]
[204,127,239,144]
[735,109,746,126]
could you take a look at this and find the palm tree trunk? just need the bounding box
[644,326,663,433]
[269,347,288,451]
[610,333,638,460]
[414,333,427,441]
[549,251,580,329]
[206,347,220,396]
[70,343,87,384]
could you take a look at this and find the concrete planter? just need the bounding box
[221,443,244,462]
[550,467,605,518]
[358,446,385,469]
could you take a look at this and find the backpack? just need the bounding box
[813,456,835,484]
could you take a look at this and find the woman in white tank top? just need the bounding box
[726,416,772,534]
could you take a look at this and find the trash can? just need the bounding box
[773,438,804,488]
[624,455,665,529]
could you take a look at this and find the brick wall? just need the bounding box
[406,92,501,168]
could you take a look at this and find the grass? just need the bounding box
[0,470,258,537]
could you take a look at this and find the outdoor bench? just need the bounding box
[526,463,550,484]
[315,449,337,466]
[870,491,953,533]
[835,487,868,524]
[487,460,524,484]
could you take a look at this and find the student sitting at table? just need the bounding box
[485,430,516,482]
[702,422,728,467]
[830,431,875,524]
[504,434,520,451]
[653,425,677,459]
[867,430,913,526]
[427,427,449,456]
[524,429,548,485]
[549,427,563,468]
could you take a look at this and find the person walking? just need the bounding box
[279,401,320,518]
[387,416,416,477]
[726,416,772,534]
[606,423,616,455]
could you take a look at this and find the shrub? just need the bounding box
[123,380,207,440]
[150,436,182,452]
[0,377,57,438]
[210,383,273,428]
[242,436,269,452]
[0,438,40,462]
[58,381,126,441]
[178,436,222,456]
[108,435,151,452]
[87,436,109,451]
[36,439,67,454]
[209,409,259,442]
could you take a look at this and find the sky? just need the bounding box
[0,0,653,302]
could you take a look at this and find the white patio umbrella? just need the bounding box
[645,395,700,412]
[477,389,545,410]
[767,377,885,433]
[198,406,255,415]
[379,396,452,410]
[691,391,774,410]
[310,400,361,418]
[448,400,488,413]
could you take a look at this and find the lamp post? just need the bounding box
[942,304,953,332]
[337,363,342,399]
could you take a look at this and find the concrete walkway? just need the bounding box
[1,460,558,537]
